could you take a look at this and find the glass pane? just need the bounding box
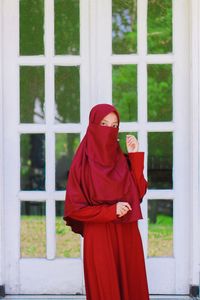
[148,199,173,257]
[118,132,137,153]
[20,134,45,190]
[148,64,172,121]
[148,0,172,54]
[56,201,81,257]
[55,0,80,55]
[20,66,45,123]
[55,66,80,123]
[148,132,173,189]
[112,0,137,54]
[112,65,137,121]
[20,0,44,55]
[20,201,46,257]
[56,133,80,190]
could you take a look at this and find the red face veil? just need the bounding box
[63,104,142,235]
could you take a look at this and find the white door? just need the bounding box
[93,0,190,294]
[3,0,90,294]
[3,0,190,295]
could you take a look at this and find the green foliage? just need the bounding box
[112,0,137,54]
[20,0,44,55]
[148,0,172,53]
[113,65,137,121]
[148,65,172,121]
[55,0,80,54]
[20,66,45,123]
[148,214,173,256]
[55,66,80,123]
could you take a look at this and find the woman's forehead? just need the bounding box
[102,112,118,122]
[89,104,120,124]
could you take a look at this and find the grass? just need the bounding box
[148,214,173,257]
[20,216,80,258]
[20,214,173,258]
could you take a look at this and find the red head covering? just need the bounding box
[63,104,142,235]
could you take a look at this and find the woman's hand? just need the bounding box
[126,135,139,153]
[116,202,132,218]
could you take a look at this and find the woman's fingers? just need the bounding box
[116,202,132,217]
[126,135,139,153]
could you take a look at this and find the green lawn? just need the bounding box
[148,214,173,257]
[20,214,173,257]
[20,215,80,258]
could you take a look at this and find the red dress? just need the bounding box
[68,152,150,300]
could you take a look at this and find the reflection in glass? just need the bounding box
[148,64,172,121]
[148,199,173,257]
[20,201,46,257]
[55,0,80,55]
[20,66,45,123]
[148,132,173,189]
[56,133,80,190]
[20,0,44,55]
[112,65,137,121]
[56,201,81,257]
[118,132,137,154]
[20,134,45,190]
[55,66,80,123]
[112,0,137,54]
[147,0,172,54]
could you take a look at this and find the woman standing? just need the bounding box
[63,103,150,300]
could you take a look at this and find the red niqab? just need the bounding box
[63,104,142,235]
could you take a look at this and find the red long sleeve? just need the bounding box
[68,204,118,223]
[128,152,148,201]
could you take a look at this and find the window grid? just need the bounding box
[18,0,90,260]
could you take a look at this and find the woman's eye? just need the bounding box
[113,124,118,128]
[100,122,107,126]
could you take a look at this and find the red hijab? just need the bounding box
[63,104,142,236]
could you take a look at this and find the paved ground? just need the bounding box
[2,295,195,300]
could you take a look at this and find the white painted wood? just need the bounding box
[190,0,200,288]
[147,258,176,294]
[96,0,112,103]
[173,0,190,293]
[0,0,5,288]
[95,0,190,295]
[3,0,21,293]
[80,0,90,134]
[19,259,83,294]
[18,56,82,65]
[137,0,148,258]
[18,124,82,133]
[3,0,90,294]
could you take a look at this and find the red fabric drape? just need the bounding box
[63,104,148,236]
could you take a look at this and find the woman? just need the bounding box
[63,103,150,300]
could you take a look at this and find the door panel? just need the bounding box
[3,0,190,295]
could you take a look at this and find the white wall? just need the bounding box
[190,0,200,289]
[0,0,5,289]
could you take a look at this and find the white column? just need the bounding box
[190,0,200,288]
[0,0,5,289]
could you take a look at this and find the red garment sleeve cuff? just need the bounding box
[110,204,118,220]
[128,152,144,175]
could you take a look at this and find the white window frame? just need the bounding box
[93,0,191,294]
[2,0,90,294]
